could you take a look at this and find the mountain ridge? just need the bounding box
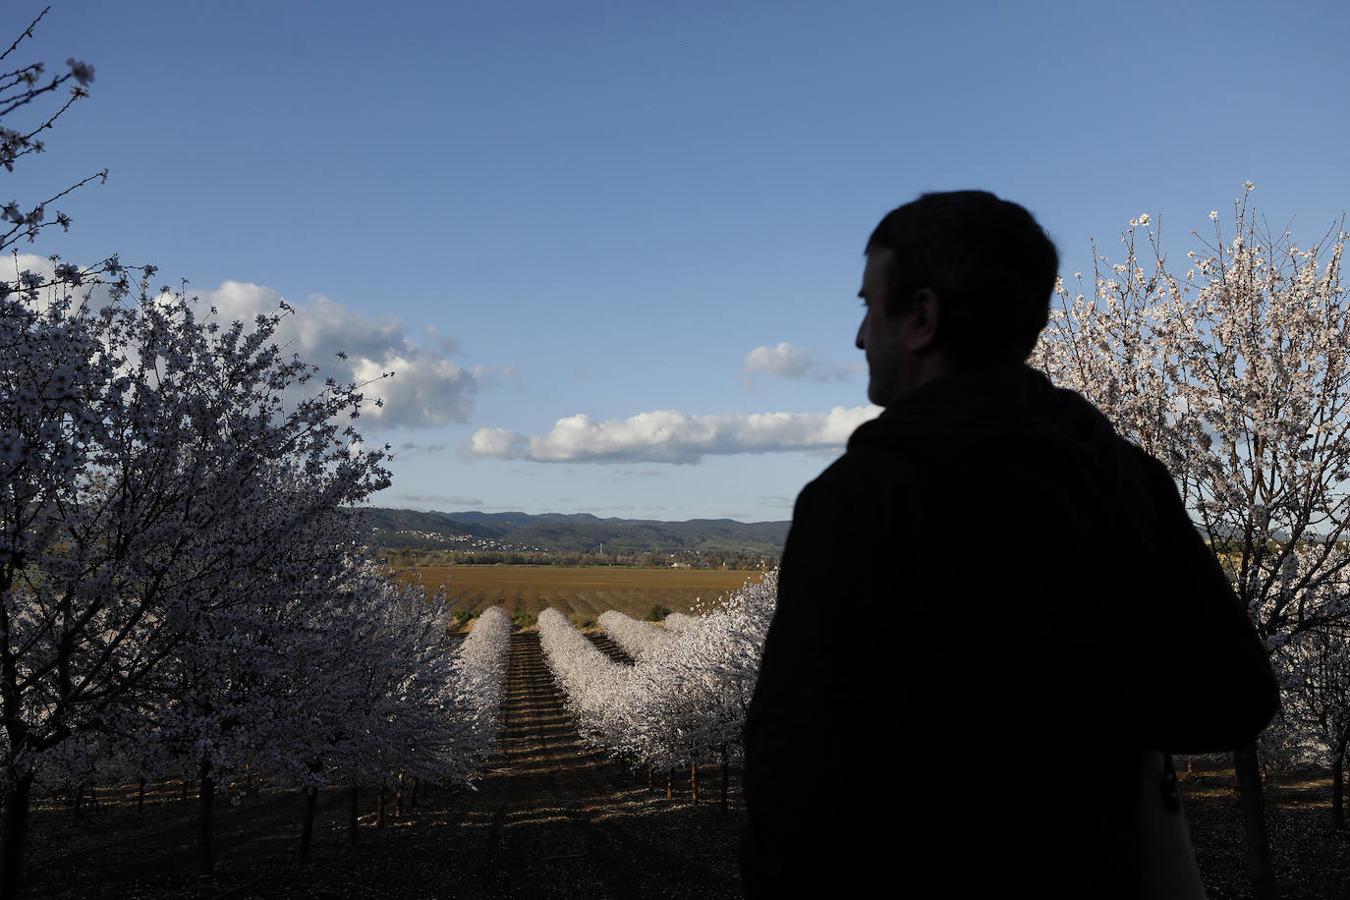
[354,507,791,554]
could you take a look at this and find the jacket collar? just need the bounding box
[847,362,1119,456]
[885,362,1049,421]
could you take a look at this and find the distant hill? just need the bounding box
[355,508,791,555]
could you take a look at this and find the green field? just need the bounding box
[395,565,766,621]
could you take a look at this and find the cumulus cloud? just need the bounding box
[5,253,55,281]
[468,405,882,465]
[424,324,460,355]
[745,342,815,377]
[5,261,489,431]
[744,341,859,381]
[470,427,529,459]
[202,281,479,430]
[471,364,522,390]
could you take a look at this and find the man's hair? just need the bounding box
[865,191,1058,368]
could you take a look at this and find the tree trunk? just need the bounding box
[1333,734,1349,829]
[666,768,673,801]
[138,777,147,815]
[1334,753,1345,829]
[198,759,216,878]
[410,777,420,812]
[395,773,404,818]
[377,781,386,829]
[348,784,360,843]
[647,766,652,789]
[720,744,729,814]
[690,763,698,804]
[1234,741,1275,899]
[0,772,34,900]
[299,786,318,862]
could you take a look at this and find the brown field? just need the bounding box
[393,565,765,622]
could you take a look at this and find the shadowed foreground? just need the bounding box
[22,633,1350,898]
[22,631,745,899]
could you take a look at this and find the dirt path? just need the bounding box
[453,630,741,898]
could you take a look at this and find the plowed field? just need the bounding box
[396,565,765,621]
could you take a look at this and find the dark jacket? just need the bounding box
[741,362,1279,898]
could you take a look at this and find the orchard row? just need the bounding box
[539,573,778,775]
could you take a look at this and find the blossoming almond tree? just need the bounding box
[448,604,513,775]
[598,610,674,659]
[1272,623,1350,826]
[268,556,493,863]
[1,7,508,891]
[541,574,777,808]
[1029,185,1349,899]
[538,607,629,751]
[0,7,103,258]
[661,612,695,632]
[148,495,393,876]
[0,272,392,889]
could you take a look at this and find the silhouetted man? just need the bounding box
[741,191,1279,898]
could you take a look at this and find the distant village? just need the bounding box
[379,528,551,554]
[375,528,776,571]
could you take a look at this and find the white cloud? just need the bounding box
[470,363,522,390]
[203,281,479,430]
[4,253,55,282]
[471,427,529,458]
[424,324,460,355]
[468,405,882,464]
[4,261,488,430]
[745,342,815,377]
[744,341,858,382]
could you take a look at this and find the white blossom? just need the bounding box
[540,573,777,769]
[1030,190,1350,766]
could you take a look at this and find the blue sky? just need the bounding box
[9,0,1348,521]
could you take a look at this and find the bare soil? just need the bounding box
[396,565,764,622]
[1178,757,1350,899]
[18,629,1350,898]
[19,631,745,899]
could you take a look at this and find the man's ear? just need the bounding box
[902,288,941,351]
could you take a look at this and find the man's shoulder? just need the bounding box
[794,442,920,518]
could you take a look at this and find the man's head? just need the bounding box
[856,190,1058,407]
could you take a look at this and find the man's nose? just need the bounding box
[855,314,866,350]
